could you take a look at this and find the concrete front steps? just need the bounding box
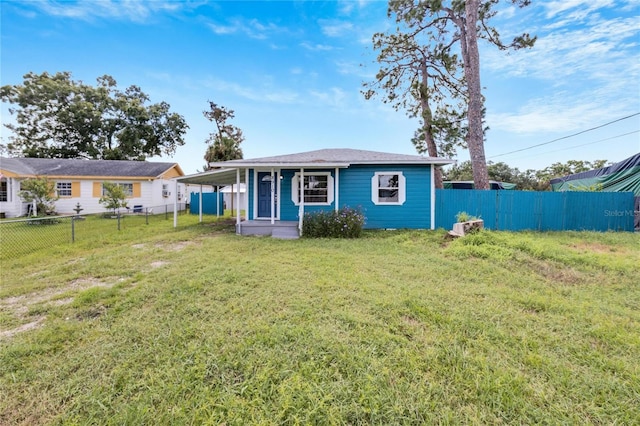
[237,220,300,239]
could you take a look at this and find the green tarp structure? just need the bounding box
[550,153,640,195]
[550,153,639,230]
[443,180,517,190]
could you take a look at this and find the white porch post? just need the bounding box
[270,167,275,225]
[173,179,178,228]
[199,184,203,223]
[298,168,304,235]
[430,165,436,230]
[236,168,241,232]
[334,167,339,212]
[244,168,249,221]
[216,185,220,218]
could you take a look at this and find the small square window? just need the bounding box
[372,172,405,205]
[291,173,334,205]
[57,182,72,197]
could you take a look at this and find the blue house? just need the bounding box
[177,149,453,237]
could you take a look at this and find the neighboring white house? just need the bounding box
[0,157,186,218]
[220,183,247,213]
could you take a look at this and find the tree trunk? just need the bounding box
[419,59,444,189]
[461,0,490,190]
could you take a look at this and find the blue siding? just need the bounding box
[340,165,431,229]
[250,165,433,228]
[435,189,634,232]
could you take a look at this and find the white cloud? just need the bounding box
[309,88,347,108]
[32,0,183,22]
[335,60,375,79]
[201,77,300,104]
[338,0,373,15]
[483,12,640,84]
[207,23,237,35]
[206,17,290,40]
[319,19,354,37]
[300,42,334,51]
[484,1,640,136]
[488,87,635,134]
[543,0,614,19]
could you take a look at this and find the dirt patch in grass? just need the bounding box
[0,316,46,339]
[0,276,122,340]
[521,258,585,285]
[568,242,622,254]
[150,260,170,268]
[154,241,195,252]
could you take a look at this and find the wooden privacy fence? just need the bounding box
[435,189,636,232]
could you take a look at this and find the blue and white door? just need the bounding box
[257,172,278,218]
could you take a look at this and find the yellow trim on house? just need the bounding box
[33,175,156,181]
[0,170,21,178]
[71,181,81,197]
[159,164,184,179]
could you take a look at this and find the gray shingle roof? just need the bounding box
[212,148,453,167]
[0,157,181,178]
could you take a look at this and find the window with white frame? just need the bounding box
[56,182,72,197]
[371,172,406,205]
[0,179,8,202]
[291,172,334,205]
[103,183,133,197]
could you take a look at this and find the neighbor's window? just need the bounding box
[56,182,72,197]
[0,179,7,202]
[103,183,133,197]
[291,172,334,205]
[371,172,406,205]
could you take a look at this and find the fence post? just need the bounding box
[71,216,75,243]
[165,205,168,220]
[117,211,121,231]
[146,208,149,225]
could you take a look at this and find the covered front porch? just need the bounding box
[174,166,327,239]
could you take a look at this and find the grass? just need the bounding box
[1,219,639,425]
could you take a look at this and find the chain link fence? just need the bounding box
[0,203,188,260]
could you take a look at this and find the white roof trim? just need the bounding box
[208,162,351,169]
[176,168,242,186]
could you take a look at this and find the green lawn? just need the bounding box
[1,219,638,425]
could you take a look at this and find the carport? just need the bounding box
[172,167,247,230]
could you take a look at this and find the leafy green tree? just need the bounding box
[19,177,58,216]
[203,102,244,167]
[535,159,608,191]
[387,0,536,189]
[1,72,188,160]
[99,182,128,214]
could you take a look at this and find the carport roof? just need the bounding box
[177,168,241,186]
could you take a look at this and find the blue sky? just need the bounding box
[1,0,639,175]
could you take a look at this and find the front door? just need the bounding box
[257,172,278,218]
